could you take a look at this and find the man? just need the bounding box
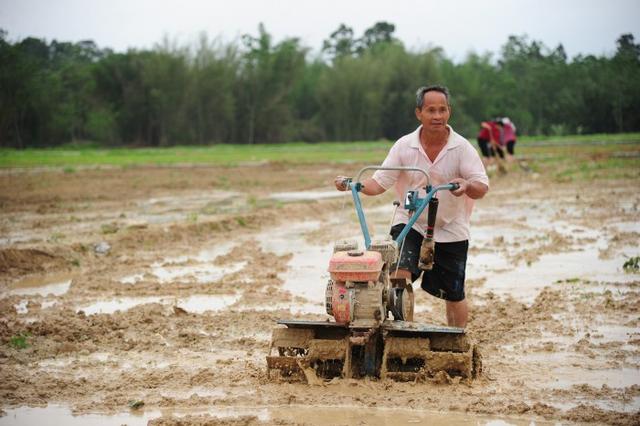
[334,85,489,328]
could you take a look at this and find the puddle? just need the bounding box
[608,221,640,233]
[468,251,512,273]
[257,221,334,302]
[478,247,640,303]
[119,273,144,285]
[470,201,640,303]
[76,294,241,315]
[135,192,242,224]
[269,190,346,202]
[589,323,640,344]
[175,294,241,314]
[14,300,28,314]
[119,242,240,285]
[160,387,226,399]
[0,405,159,426]
[7,274,72,297]
[0,234,35,246]
[0,404,556,426]
[267,405,554,425]
[37,357,75,368]
[502,342,640,391]
[240,302,325,315]
[546,366,640,390]
[41,300,58,309]
[151,261,247,283]
[77,296,164,315]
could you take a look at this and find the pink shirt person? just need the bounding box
[502,121,516,143]
[372,125,489,243]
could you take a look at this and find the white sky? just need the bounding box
[1,0,638,61]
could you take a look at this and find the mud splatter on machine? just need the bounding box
[267,166,482,382]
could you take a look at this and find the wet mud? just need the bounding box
[0,163,639,425]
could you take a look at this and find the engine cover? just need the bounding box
[328,250,383,282]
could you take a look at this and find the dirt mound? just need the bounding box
[563,404,640,425]
[0,248,67,275]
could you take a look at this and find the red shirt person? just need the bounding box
[501,118,517,158]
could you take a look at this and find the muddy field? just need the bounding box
[0,156,639,425]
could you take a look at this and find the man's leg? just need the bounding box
[421,241,469,327]
[445,299,468,327]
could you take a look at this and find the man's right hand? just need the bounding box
[334,176,351,191]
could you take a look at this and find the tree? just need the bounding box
[359,21,397,52]
[236,24,307,144]
[322,24,357,62]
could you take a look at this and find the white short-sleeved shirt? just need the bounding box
[372,125,489,242]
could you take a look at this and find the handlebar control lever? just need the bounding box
[418,197,439,271]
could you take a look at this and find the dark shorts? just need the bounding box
[506,140,515,155]
[390,224,468,302]
[477,138,491,157]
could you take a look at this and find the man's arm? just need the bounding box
[449,178,488,199]
[334,176,386,196]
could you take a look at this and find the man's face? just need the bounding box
[415,91,450,132]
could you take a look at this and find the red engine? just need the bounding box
[326,250,383,324]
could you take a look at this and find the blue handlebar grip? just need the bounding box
[449,182,460,191]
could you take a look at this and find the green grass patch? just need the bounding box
[518,132,640,145]
[9,333,30,349]
[3,133,637,168]
[517,141,640,181]
[0,141,392,168]
[623,256,640,272]
[2,134,639,184]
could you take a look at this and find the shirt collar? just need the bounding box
[410,125,461,151]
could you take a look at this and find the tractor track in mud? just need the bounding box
[0,162,639,425]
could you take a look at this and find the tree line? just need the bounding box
[1,24,639,148]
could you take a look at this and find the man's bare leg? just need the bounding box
[394,269,468,327]
[446,299,468,328]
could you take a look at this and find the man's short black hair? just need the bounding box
[415,85,450,109]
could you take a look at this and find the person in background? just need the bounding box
[476,121,493,168]
[501,117,517,162]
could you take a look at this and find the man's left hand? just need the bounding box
[449,178,467,197]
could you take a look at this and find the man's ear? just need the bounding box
[414,107,421,120]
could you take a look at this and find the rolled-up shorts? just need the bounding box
[390,224,468,302]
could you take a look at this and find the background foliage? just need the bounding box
[1,24,639,148]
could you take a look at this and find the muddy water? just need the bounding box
[257,220,335,303]
[0,406,159,426]
[269,189,345,202]
[7,273,73,297]
[151,260,247,283]
[0,405,554,426]
[76,294,241,315]
[474,248,639,303]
